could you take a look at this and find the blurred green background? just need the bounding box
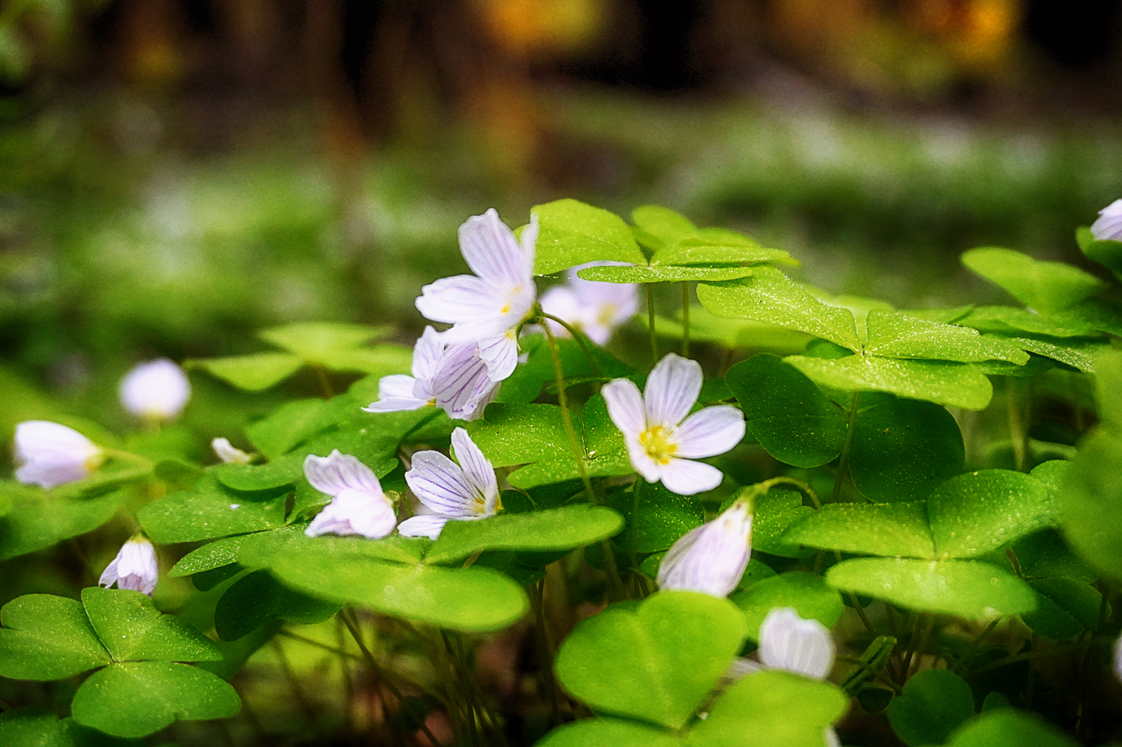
[1,0,1121,447]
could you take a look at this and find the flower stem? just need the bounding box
[541,320,626,599]
[533,579,562,726]
[646,284,657,363]
[681,282,690,358]
[1006,378,1030,472]
[831,391,862,502]
[538,311,602,378]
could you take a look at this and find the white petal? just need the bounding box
[397,514,452,540]
[657,502,752,597]
[363,397,432,414]
[433,342,495,418]
[1114,633,1122,684]
[477,333,520,381]
[405,451,478,516]
[824,728,841,747]
[674,406,745,459]
[412,326,446,383]
[725,657,764,681]
[624,436,662,483]
[758,607,836,680]
[539,286,581,337]
[119,359,191,421]
[602,378,646,438]
[447,376,500,422]
[303,451,384,499]
[415,275,500,325]
[458,209,532,288]
[520,211,539,261]
[644,353,702,427]
[100,538,158,596]
[658,457,725,495]
[14,421,103,489]
[304,490,395,539]
[1092,199,1122,242]
[377,375,420,402]
[450,428,498,515]
[212,438,252,464]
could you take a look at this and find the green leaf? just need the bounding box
[826,558,1036,619]
[214,569,339,641]
[727,355,847,468]
[466,404,569,467]
[260,554,528,633]
[652,239,791,267]
[961,247,1105,311]
[781,502,935,558]
[1057,429,1122,582]
[887,668,975,747]
[730,572,844,640]
[944,708,1079,747]
[631,205,698,247]
[990,335,1099,373]
[137,476,288,544]
[1020,577,1101,640]
[187,352,303,391]
[743,489,815,558]
[244,398,344,459]
[577,264,755,284]
[0,709,141,747]
[236,525,427,568]
[617,483,703,554]
[0,595,108,680]
[257,322,387,361]
[957,306,1098,337]
[80,588,222,663]
[848,398,965,503]
[697,270,860,351]
[71,661,240,738]
[864,310,1029,365]
[0,486,123,561]
[554,591,746,730]
[927,470,1053,559]
[786,355,994,410]
[425,506,624,565]
[534,717,681,747]
[532,199,647,275]
[690,670,847,747]
[168,536,248,577]
[1077,225,1122,277]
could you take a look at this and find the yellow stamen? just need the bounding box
[638,425,677,465]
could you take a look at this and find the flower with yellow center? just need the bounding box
[400,427,501,539]
[539,261,639,345]
[602,352,745,495]
[415,209,538,382]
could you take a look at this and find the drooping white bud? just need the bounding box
[212,437,251,464]
[758,607,836,681]
[119,359,191,421]
[1091,199,1122,242]
[13,421,104,489]
[657,501,752,597]
[99,537,159,596]
[303,451,397,539]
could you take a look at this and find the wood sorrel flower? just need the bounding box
[119,358,191,421]
[99,537,159,596]
[1092,199,1122,242]
[399,427,500,540]
[212,437,251,464]
[602,352,745,495]
[415,209,538,382]
[540,262,639,345]
[364,326,499,421]
[303,450,397,539]
[14,420,105,489]
[756,607,836,680]
[657,500,752,597]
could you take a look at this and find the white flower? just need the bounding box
[399,427,500,539]
[1091,199,1122,242]
[540,262,639,345]
[602,352,745,495]
[415,209,538,382]
[1115,633,1122,684]
[119,359,191,421]
[303,451,397,539]
[212,438,251,464]
[657,501,752,597]
[99,537,159,596]
[364,326,499,421]
[13,421,105,489]
[756,607,836,680]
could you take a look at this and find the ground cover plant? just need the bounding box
[2,198,1122,746]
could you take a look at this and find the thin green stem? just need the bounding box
[314,365,335,398]
[646,284,657,363]
[831,391,862,502]
[533,580,561,726]
[271,639,325,739]
[758,476,822,509]
[836,656,903,694]
[681,282,690,358]
[538,311,602,378]
[965,640,1103,680]
[1006,378,1029,472]
[340,609,440,747]
[335,617,355,743]
[949,618,1000,674]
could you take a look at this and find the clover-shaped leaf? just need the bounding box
[532,199,647,275]
[0,708,141,747]
[554,591,746,730]
[0,589,236,739]
[962,247,1105,312]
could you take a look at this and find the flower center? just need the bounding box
[596,303,618,327]
[638,425,677,465]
